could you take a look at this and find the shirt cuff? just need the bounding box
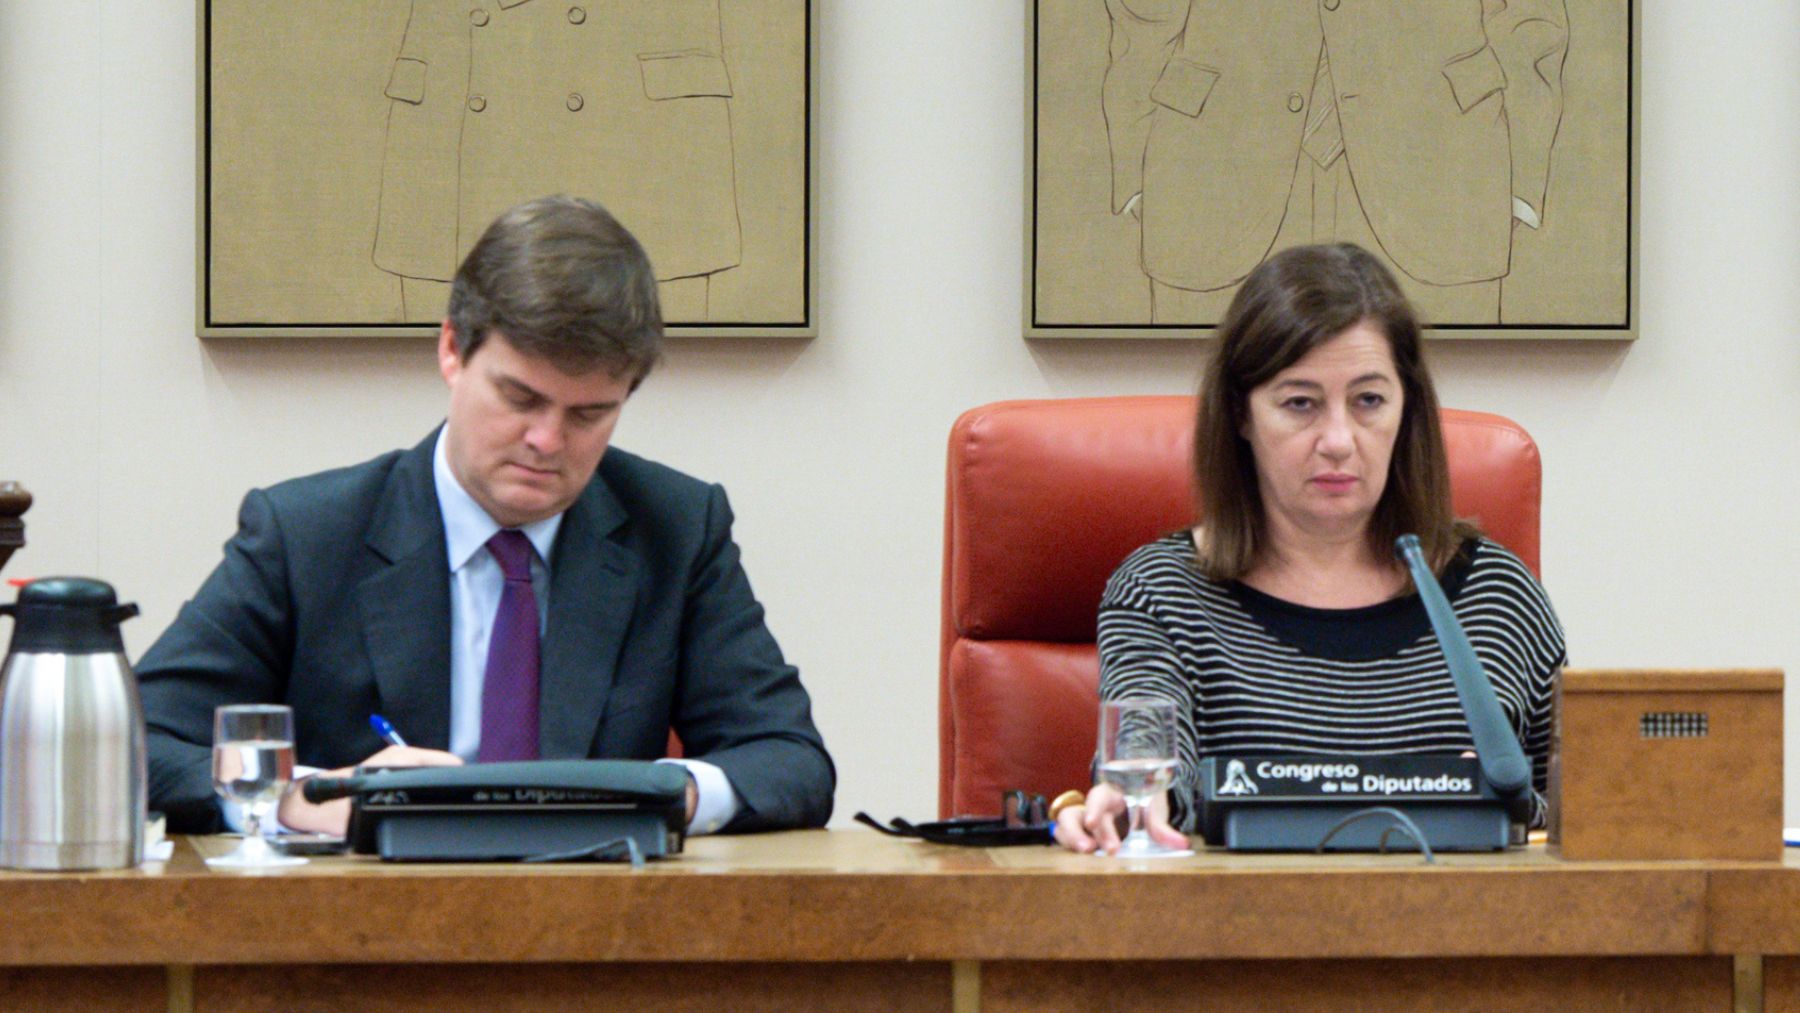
[219,764,323,835]
[1512,196,1542,230]
[656,757,740,835]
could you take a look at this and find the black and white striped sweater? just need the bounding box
[1097,533,1567,832]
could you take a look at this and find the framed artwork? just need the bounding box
[1027,1,1638,339]
[198,0,814,338]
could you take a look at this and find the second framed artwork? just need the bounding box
[199,0,814,338]
[1027,1,1639,339]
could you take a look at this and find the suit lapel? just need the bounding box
[356,434,454,751]
[538,473,636,758]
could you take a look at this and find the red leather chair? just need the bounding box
[938,397,1542,817]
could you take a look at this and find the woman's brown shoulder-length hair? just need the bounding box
[1192,243,1477,579]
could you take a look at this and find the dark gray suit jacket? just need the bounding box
[138,431,833,833]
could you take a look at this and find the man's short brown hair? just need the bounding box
[447,195,663,384]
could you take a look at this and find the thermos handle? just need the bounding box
[0,604,12,618]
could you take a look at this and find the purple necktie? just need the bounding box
[478,529,540,762]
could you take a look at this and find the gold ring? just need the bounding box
[1048,790,1086,820]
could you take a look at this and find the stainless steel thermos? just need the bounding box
[0,578,145,870]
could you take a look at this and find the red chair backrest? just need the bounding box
[938,397,1542,817]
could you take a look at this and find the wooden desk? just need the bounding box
[0,831,1793,1012]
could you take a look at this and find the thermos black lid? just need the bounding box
[0,577,139,654]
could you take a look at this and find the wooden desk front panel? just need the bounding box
[0,967,165,1012]
[184,958,1737,1013]
[986,958,1733,1013]
[0,834,1711,966]
[193,963,951,1013]
[4,832,1800,1012]
[1761,958,1800,1013]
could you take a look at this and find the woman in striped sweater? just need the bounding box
[1055,244,1567,854]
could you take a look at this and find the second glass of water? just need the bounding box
[207,703,306,868]
[1097,697,1189,858]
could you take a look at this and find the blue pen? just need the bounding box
[369,713,408,748]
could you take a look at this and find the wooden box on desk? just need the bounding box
[1548,668,1783,861]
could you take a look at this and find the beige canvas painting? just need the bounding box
[1030,0,1635,338]
[202,0,812,337]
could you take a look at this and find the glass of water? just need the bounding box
[1097,697,1187,858]
[207,704,306,868]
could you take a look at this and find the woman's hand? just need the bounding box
[1053,782,1190,855]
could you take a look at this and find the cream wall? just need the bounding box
[2,2,1798,825]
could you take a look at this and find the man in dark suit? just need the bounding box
[139,195,832,836]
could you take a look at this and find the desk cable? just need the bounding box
[1315,806,1437,864]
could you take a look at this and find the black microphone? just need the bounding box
[301,776,365,803]
[1394,534,1531,797]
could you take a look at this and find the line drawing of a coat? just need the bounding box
[1102,0,1568,292]
[373,0,743,284]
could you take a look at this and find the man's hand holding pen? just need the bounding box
[276,714,463,836]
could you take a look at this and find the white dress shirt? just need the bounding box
[431,432,740,834]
